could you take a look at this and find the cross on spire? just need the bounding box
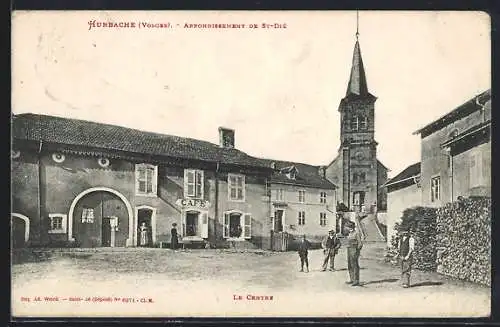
[356,10,359,40]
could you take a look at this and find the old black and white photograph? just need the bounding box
[11,11,491,317]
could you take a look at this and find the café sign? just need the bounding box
[176,198,210,209]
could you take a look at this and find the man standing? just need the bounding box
[171,223,179,250]
[321,230,341,271]
[297,234,311,273]
[397,229,415,288]
[346,221,363,286]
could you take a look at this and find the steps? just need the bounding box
[359,213,386,243]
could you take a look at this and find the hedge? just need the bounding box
[387,206,438,271]
[436,196,491,286]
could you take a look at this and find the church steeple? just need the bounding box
[346,13,369,97]
[346,40,369,97]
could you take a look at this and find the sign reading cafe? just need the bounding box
[176,199,211,209]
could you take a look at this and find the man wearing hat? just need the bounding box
[345,221,363,286]
[321,229,341,271]
[396,229,415,288]
[297,234,311,273]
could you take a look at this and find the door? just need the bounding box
[274,210,283,232]
[12,217,26,248]
[102,217,111,247]
[74,191,129,248]
[353,191,365,212]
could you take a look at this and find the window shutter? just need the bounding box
[196,170,204,199]
[244,214,251,239]
[201,212,208,238]
[152,166,158,195]
[184,170,195,197]
[182,221,186,237]
[223,213,229,238]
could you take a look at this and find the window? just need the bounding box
[360,116,368,130]
[275,189,285,201]
[298,190,306,203]
[135,164,158,196]
[320,192,327,204]
[228,174,245,201]
[350,116,359,131]
[320,212,327,226]
[430,176,441,202]
[81,208,95,223]
[48,214,67,234]
[223,211,251,239]
[184,169,204,199]
[353,172,366,184]
[469,152,484,188]
[298,211,305,225]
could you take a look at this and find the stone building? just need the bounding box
[11,114,275,249]
[414,89,491,206]
[383,89,491,247]
[264,161,337,243]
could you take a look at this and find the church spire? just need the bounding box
[346,12,369,97]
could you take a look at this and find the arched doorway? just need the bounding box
[68,187,133,247]
[11,213,30,248]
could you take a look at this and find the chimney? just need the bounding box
[318,166,326,178]
[218,127,235,149]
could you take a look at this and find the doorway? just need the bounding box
[102,217,112,247]
[12,216,27,248]
[186,211,199,237]
[137,208,153,246]
[274,210,284,232]
[353,191,365,212]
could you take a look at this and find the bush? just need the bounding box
[436,196,491,286]
[392,206,438,271]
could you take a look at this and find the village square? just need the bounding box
[11,11,491,317]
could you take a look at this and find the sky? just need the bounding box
[12,11,491,177]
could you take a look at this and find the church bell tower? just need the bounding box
[337,17,379,212]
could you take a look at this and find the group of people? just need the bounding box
[297,222,415,288]
[139,222,180,250]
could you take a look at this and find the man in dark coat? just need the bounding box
[170,223,179,250]
[396,229,415,288]
[321,230,341,271]
[297,234,311,273]
[345,221,364,286]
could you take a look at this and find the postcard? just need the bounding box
[11,10,491,318]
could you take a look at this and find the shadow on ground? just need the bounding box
[411,281,444,288]
[361,278,398,286]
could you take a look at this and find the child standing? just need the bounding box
[298,234,311,273]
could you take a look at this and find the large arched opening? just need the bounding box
[68,187,133,247]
